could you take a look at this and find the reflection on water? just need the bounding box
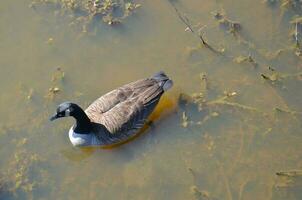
[0,0,301,199]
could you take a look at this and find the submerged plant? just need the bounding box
[181,111,189,128]
[190,185,211,200]
[281,0,302,11]
[233,54,258,68]
[30,0,141,31]
[261,66,302,84]
[1,139,48,199]
[289,15,302,56]
[45,68,65,100]
[212,10,241,36]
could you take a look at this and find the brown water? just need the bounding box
[0,0,301,199]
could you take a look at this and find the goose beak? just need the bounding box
[50,113,58,121]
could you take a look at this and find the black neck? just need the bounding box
[72,107,92,134]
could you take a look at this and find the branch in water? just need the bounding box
[169,2,222,54]
[276,170,302,177]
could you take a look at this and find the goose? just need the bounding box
[50,71,173,147]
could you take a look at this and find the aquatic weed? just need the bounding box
[31,0,141,31]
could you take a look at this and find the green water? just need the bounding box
[0,0,301,199]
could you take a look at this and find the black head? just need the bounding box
[50,102,78,121]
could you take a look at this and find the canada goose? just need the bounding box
[50,71,173,147]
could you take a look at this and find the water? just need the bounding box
[0,0,301,199]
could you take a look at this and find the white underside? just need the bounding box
[68,127,100,147]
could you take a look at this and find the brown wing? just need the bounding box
[86,79,163,134]
[85,78,154,115]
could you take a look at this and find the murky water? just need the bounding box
[0,0,301,199]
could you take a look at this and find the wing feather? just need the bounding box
[85,78,154,115]
[95,85,162,134]
[85,77,165,135]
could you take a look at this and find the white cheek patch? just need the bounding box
[65,109,71,116]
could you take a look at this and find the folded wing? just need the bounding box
[86,78,164,134]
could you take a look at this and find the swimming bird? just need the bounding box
[50,71,173,147]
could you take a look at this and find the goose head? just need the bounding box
[50,102,92,133]
[50,102,77,121]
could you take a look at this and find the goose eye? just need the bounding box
[65,109,71,116]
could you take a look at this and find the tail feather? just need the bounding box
[162,79,173,91]
[152,71,168,81]
[152,71,173,91]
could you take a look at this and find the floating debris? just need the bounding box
[45,87,61,100]
[222,91,238,98]
[49,87,60,93]
[26,89,34,100]
[181,111,189,128]
[46,37,54,45]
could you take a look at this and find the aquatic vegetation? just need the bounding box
[17,84,35,101]
[1,139,49,199]
[233,54,258,68]
[45,68,65,100]
[178,76,270,130]
[170,2,224,54]
[52,67,65,82]
[261,66,302,84]
[30,0,141,31]
[0,0,301,199]
[261,69,282,83]
[46,37,54,45]
[259,49,285,60]
[264,0,279,4]
[275,169,302,197]
[265,0,302,11]
[46,87,61,99]
[280,0,302,11]
[181,111,189,128]
[289,15,302,57]
[276,170,302,177]
[190,185,211,200]
[212,9,257,49]
[212,10,241,36]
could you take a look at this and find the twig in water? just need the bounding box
[169,2,222,54]
[276,170,302,177]
[295,20,299,46]
[206,95,268,116]
[274,107,302,116]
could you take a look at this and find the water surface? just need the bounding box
[0,0,301,199]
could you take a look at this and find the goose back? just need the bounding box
[85,78,164,136]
